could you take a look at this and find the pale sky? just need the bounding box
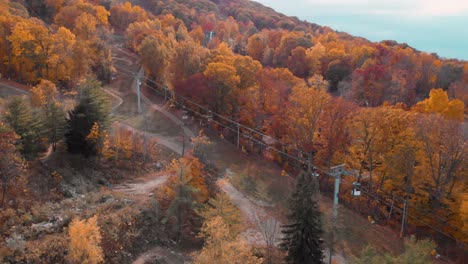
[254,0,468,60]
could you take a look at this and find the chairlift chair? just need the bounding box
[352,182,361,196]
[206,110,213,121]
[182,106,189,121]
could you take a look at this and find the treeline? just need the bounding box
[123,0,468,107]
[0,0,113,88]
[1,0,466,105]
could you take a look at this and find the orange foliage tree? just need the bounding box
[203,61,240,114]
[283,84,330,155]
[68,215,103,264]
[8,18,53,83]
[165,154,209,203]
[414,115,466,214]
[0,122,25,207]
[138,34,171,85]
[30,79,58,108]
[315,97,355,168]
[109,1,149,30]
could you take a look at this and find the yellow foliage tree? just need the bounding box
[109,1,148,30]
[112,128,132,160]
[346,107,383,190]
[8,19,53,83]
[204,61,240,114]
[125,19,161,50]
[68,216,104,264]
[412,114,467,231]
[85,124,133,162]
[170,38,209,82]
[199,192,243,236]
[74,12,98,41]
[194,216,263,264]
[50,27,77,84]
[284,84,330,153]
[138,34,171,85]
[86,122,101,147]
[425,88,449,113]
[233,55,262,90]
[414,88,465,121]
[100,131,113,160]
[30,79,58,108]
[306,42,325,75]
[445,99,465,121]
[166,155,209,203]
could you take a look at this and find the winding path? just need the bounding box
[217,175,279,246]
[0,82,29,95]
[113,121,187,155]
[102,87,124,113]
[114,174,169,196]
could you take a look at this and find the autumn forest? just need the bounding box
[0,0,466,263]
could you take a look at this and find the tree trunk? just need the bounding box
[1,181,6,208]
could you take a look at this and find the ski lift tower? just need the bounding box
[327,164,346,220]
[326,164,347,264]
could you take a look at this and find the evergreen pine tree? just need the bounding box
[4,96,46,159]
[280,169,324,264]
[65,76,110,156]
[44,101,66,151]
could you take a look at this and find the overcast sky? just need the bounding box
[254,0,468,60]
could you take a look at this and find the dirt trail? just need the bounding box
[114,174,168,196]
[217,170,276,246]
[114,121,188,155]
[102,62,189,156]
[0,79,30,94]
[102,87,124,113]
[132,246,186,264]
[218,177,261,223]
[131,67,195,139]
[150,104,195,138]
[0,81,57,162]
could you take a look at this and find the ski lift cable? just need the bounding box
[123,66,311,154]
[354,186,461,244]
[128,71,348,175]
[114,64,464,245]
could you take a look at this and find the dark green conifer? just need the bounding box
[4,96,46,159]
[280,169,324,264]
[44,101,66,151]
[65,76,110,156]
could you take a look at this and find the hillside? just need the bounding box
[0,0,466,263]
